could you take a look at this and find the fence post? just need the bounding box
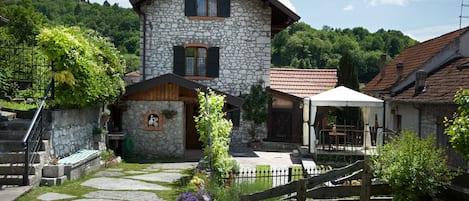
[297,179,306,201]
[360,156,371,201]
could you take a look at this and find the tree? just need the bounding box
[373,131,456,200]
[241,82,271,142]
[36,26,125,108]
[194,89,234,185]
[337,50,360,125]
[444,89,469,160]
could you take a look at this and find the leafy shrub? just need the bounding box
[372,131,457,200]
[36,26,125,108]
[444,89,469,160]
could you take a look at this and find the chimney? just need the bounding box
[415,70,427,94]
[379,54,387,80]
[396,62,404,82]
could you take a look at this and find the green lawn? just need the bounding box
[18,162,192,201]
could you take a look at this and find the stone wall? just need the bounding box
[121,100,185,158]
[48,108,101,158]
[139,0,271,95]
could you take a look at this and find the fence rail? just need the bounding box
[239,160,391,201]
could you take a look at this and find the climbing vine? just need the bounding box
[36,26,125,108]
[194,89,234,185]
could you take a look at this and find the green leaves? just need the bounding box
[194,89,235,185]
[444,89,469,160]
[373,131,457,200]
[37,26,125,108]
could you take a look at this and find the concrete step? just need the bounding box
[0,119,31,130]
[0,140,45,152]
[0,164,37,175]
[0,140,24,152]
[0,152,41,163]
[0,175,38,186]
[0,130,27,140]
[0,110,16,120]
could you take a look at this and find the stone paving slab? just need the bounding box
[146,162,197,170]
[37,192,76,201]
[124,170,148,175]
[83,190,163,201]
[93,170,125,177]
[126,172,186,183]
[81,177,169,191]
[73,199,111,201]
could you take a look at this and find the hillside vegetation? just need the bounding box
[0,0,418,83]
[272,23,418,83]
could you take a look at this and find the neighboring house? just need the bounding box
[122,0,299,158]
[363,26,469,168]
[123,70,141,84]
[267,68,337,144]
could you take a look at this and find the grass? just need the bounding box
[17,161,193,201]
[0,100,37,111]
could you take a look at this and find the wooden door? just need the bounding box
[185,103,202,149]
[269,109,292,141]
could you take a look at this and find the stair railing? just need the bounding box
[21,81,53,186]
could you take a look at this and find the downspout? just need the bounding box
[142,13,147,81]
[382,99,386,144]
[418,107,422,138]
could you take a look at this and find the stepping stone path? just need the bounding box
[35,162,197,201]
[37,192,77,201]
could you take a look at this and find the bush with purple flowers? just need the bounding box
[177,190,211,201]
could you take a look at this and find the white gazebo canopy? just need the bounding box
[304,86,384,153]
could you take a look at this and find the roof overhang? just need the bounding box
[0,15,9,27]
[124,73,243,107]
[129,0,300,36]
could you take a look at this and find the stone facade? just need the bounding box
[121,100,185,158]
[48,108,102,158]
[139,0,271,95]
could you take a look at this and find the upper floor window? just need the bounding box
[185,0,231,18]
[173,45,219,78]
[197,0,217,16]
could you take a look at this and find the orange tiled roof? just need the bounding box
[363,26,469,92]
[125,71,140,77]
[269,68,337,98]
[392,57,469,104]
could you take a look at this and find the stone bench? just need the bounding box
[58,149,101,180]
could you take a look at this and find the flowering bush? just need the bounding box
[176,191,211,201]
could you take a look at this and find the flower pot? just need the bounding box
[43,164,64,178]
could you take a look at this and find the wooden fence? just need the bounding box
[238,159,392,201]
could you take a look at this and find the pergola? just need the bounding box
[304,86,384,153]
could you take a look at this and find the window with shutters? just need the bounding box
[173,45,219,79]
[185,0,230,18]
[185,47,207,76]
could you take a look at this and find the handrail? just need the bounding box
[21,81,53,186]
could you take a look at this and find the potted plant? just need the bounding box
[42,157,64,178]
[162,109,177,119]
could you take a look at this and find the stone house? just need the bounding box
[363,26,469,169]
[121,0,299,158]
[267,68,337,144]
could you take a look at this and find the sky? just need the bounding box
[89,0,469,42]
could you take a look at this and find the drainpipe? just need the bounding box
[142,13,147,81]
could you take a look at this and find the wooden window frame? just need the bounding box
[185,0,230,19]
[184,44,208,78]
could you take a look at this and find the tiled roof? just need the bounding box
[363,26,469,92]
[269,68,337,98]
[392,57,469,104]
[125,71,140,77]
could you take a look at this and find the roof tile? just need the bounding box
[392,57,469,103]
[363,27,469,92]
[270,68,337,98]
